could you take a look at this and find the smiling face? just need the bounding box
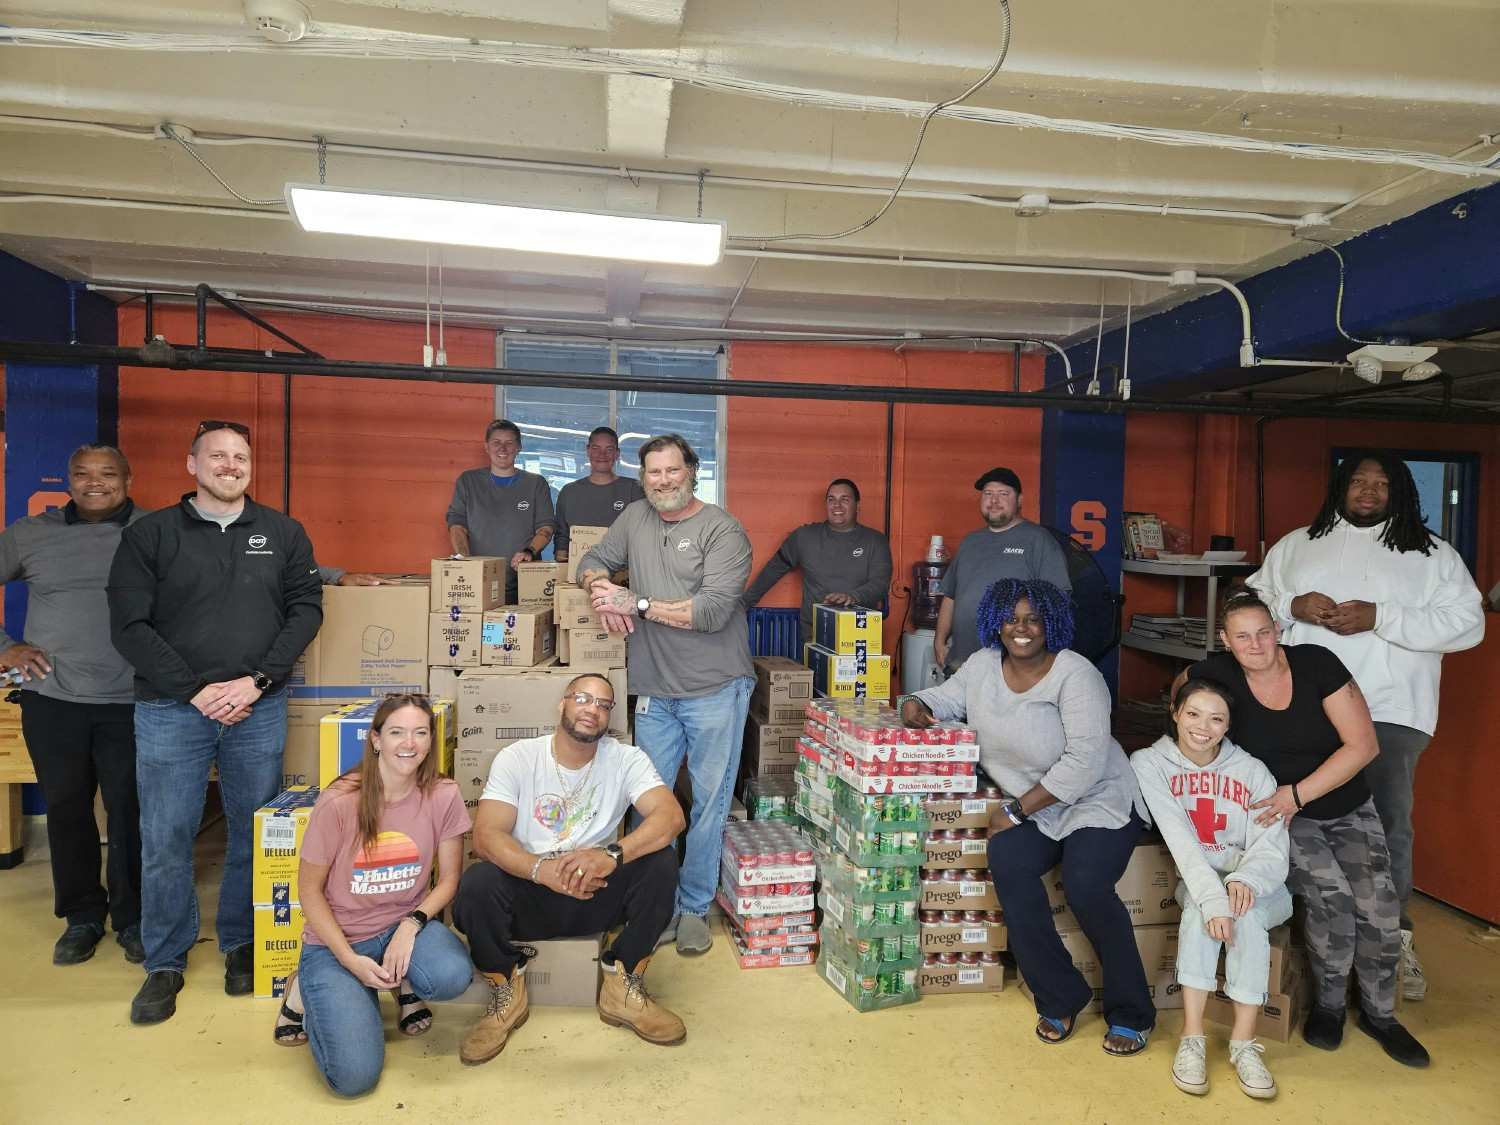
[1220,605,1281,673]
[585,434,619,477]
[187,429,251,506]
[825,484,858,531]
[980,483,1021,530]
[1342,458,1391,527]
[1172,688,1230,761]
[371,704,433,780]
[486,429,521,474]
[68,450,130,521]
[999,596,1049,662]
[558,675,614,744]
[642,445,695,514]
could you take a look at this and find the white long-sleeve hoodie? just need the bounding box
[1249,518,1484,735]
[1132,735,1289,922]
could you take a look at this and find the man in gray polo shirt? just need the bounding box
[446,418,556,602]
[935,467,1071,672]
[580,434,753,957]
[553,426,644,567]
[0,444,147,966]
[743,477,893,640]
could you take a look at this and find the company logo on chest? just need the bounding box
[245,532,274,556]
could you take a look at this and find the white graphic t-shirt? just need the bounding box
[481,734,665,855]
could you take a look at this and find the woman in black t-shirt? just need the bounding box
[1179,592,1429,1069]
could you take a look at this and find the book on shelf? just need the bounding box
[1122,512,1165,560]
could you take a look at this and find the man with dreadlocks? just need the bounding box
[1248,451,1483,1001]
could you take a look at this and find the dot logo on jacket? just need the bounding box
[245,533,274,556]
[853,547,865,557]
[518,500,531,511]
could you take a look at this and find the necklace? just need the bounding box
[551,742,598,815]
[1246,654,1289,702]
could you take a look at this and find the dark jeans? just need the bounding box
[453,847,678,976]
[19,692,141,931]
[988,810,1154,1033]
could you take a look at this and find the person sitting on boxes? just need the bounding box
[451,673,686,1065]
[901,578,1155,1056]
[272,693,474,1097]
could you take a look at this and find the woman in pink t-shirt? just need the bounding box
[272,694,474,1096]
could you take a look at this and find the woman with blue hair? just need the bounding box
[903,578,1154,1055]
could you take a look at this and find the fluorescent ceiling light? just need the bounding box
[285,183,726,266]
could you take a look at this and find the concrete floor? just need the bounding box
[3,815,1499,1124]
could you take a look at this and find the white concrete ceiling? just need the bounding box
[1,0,1497,356]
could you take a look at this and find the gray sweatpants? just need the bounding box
[1287,798,1400,1021]
[1363,721,1431,931]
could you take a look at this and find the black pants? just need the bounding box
[19,692,141,930]
[453,847,678,976]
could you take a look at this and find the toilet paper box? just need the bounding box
[290,583,430,704]
[319,697,456,785]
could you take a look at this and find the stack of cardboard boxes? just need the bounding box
[550,526,627,670]
[1204,922,1307,1042]
[715,819,819,969]
[251,786,317,998]
[917,785,1009,995]
[429,557,555,672]
[0,680,35,861]
[742,656,814,784]
[802,604,892,701]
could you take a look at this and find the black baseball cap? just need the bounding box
[975,467,1022,493]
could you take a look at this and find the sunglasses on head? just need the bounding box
[195,420,251,439]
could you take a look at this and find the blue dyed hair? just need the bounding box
[976,578,1074,654]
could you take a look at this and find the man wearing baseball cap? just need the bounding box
[934,467,1071,672]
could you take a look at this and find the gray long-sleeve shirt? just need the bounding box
[0,500,149,704]
[913,648,1144,840]
[579,499,753,698]
[939,521,1072,667]
[554,476,643,554]
[446,468,556,596]
[743,521,893,636]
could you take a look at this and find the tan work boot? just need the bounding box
[598,955,686,1046]
[459,968,529,1066]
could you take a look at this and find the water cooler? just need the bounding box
[902,628,946,694]
[903,535,950,693]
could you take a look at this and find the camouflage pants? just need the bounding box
[1286,797,1400,1019]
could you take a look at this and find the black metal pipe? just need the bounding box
[194,284,323,358]
[883,400,894,535]
[283,372,292,514]
[196,286,207,349]
[144,293,154,344]
[2,339,1499,426]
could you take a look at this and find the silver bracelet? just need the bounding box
[529,855,545,883]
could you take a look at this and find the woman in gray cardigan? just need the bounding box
[903,578,1154,1055]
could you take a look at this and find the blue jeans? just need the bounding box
[298,921,474,1096]
[1174,881,1292,1005]
[135,689,289,973]
[634,675,753,916]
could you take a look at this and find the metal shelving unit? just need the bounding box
[1120,559,1260,662]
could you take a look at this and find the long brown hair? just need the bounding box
[334,693,440,857]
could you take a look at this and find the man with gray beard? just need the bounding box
[579,434,753,956]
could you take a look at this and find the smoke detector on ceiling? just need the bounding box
[244,0,311,44]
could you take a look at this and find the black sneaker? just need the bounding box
[130,970,185,1025]
[116,924,146,964]
[53,922,105,966]
[1302,1005,1346,1050]
[224,944,254,996]
[1356,1012,1431,1068]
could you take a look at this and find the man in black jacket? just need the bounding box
[109,420,323,1026]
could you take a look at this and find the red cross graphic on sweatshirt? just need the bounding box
[1187,797,1227,845]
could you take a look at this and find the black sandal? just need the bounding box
[273,972,307,1047]
[391,987,433,1036]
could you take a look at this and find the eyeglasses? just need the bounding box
[195,420,251,439]
[567,691,616,713]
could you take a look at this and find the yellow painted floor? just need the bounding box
[3,816,1499,1125]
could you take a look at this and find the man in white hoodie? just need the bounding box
[1249,451,1484,1000]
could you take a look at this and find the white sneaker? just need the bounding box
[1229,1038,1277,1099]
[1401,929,1428,1002]
[1171,1034,1208,1096]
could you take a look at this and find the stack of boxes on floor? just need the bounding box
[0,676,34,859]
[715,819,819,968]
[917,784,1008,994]
[802,605,892,702]
[1205,923,1306,1041]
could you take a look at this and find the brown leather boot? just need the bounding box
[459,968,530,1066]
[598,955,686,1046]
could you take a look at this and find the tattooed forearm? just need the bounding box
[643,598,694,629]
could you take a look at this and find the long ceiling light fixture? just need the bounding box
[285,183,726,266]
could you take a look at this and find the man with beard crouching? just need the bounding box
[452,674,685,1064]
[578,434,754,957]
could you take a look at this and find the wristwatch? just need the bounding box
[405,909,429,932]
[1000,798,1027,827]
[601,842,624,865]
[520,546,537,561]
[250,670,273,692]
[635,596,650,616]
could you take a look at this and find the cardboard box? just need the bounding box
[456,665,627,744]
[428,665,460,701]
[563,629,626,668]
[252,786,319,904]
[750,655,815,724]
[291,584,430,702]
[431,557,505,615]
[743,713,802,778]
[1049,841,1180,931]
[564,526,609,584]
[919,960,1006,995]
[1202,973,1308,1042]
[283,701,342,791]
[319,698,455,786]
[0,722,35,784]
[429,612,484,667]
[454,743,522,812]
[553,584,599,630]
[922,832,991,870]
[481,606,555,667]
[813,604,884,655]
[456,934,604,1006]
[1033,923,1182,1011]
[803,642,892,699]
[1216,923,1300,994]
[920,873,1002,912]
[923,795,1003,831]
[516,561,561,603]
[920,919,1008,954]
[252,898,306,998]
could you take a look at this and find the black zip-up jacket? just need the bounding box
[108,493,324,702]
